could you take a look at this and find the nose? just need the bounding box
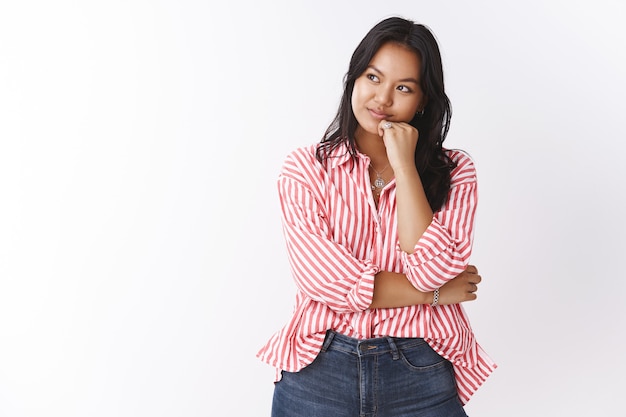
[374,85,393,107]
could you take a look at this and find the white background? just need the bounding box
[1,1,625,416]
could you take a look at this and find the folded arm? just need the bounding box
[369,265,481,309]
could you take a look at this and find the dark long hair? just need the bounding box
[316,16,455,211]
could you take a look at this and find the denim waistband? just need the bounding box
[321,330,427,359]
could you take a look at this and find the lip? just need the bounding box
[368,108,390,120]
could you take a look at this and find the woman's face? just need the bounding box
[351,42,425,137]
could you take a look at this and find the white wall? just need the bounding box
[1,1,625,415]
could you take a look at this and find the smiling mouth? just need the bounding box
[368,109,390,119]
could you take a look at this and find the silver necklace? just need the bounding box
[369,163,390,193]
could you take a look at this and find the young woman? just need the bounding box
[258,16,496,417]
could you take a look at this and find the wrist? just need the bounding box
[392,165,418,181]
[430,288,440,307]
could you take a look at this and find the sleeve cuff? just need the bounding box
[346,260,379,311]
[400,219,454,267]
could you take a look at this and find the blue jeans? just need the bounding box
[272,331,467,417]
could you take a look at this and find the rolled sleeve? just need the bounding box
[345,260,378,311]
[279,170,379,313]
[401,157,478,292]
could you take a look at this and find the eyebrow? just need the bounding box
[368,65,420,84]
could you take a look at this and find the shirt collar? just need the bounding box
[325,142,369,169]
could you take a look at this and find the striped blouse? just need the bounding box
[257,142,496,404]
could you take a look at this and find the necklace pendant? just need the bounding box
[374,177,385,189]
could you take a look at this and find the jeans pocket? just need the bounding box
[384,342,460,412]
[398,342,450,372]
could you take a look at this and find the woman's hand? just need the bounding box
[436,265,482,305]
[377,120,418,172]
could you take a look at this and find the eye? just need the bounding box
[366,73,380,82]
[397,85,413,93]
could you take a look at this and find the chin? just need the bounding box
[355,119,378,135]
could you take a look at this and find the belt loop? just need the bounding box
[321,330,336,353]
[386,337,399,360]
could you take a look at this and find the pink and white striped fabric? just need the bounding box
[257,143,496,404]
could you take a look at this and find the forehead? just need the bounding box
[369,42,421,79]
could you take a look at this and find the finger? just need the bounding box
[465,265,478,274]
[470,274,482,285]
[379,120,393,136]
